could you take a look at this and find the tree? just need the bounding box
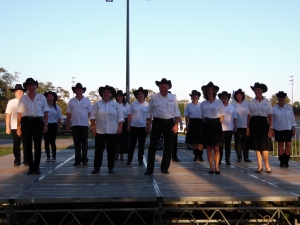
[245,94,253,102]
[36,81,54,94]
[88,89,101,104]
[269,94,291,107]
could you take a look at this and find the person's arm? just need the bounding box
[179,117,183,131]
[16,113,22,137]
[117,121,123,134]
[90,119,96,136]
[172,117,179,134]
[233,118,237,132]
[5,113,11,134]
[246,114,251,137]
[185,116,189,132]
[127,115,132,132]
[267,113,273,138]
[219,115,224,123]
[66,112,71,132]
[43,112,49,133]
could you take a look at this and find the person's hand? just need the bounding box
[127,126,131,132]
[17,127,22,137]
[234,126,237,133]
[172,124,178,134]
[268,128,272,138]
[292,128,296,137]
[145,125,151,133]
[90,127,96,136]
[180,125,183,131]
[66,125,70,132]
[185,126,189,132]
[246,128,250,137]
[6,128,11,135]
[117,127,122,134]
[43,124,48,133]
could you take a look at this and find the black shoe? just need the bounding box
[237,158,242,162]
[120,157,124,161]
[91,169,99,174]
[51,157,56,162]
[34,167,41,175]
[198,156,204,162]
[244,158,252,162]
[46,157,51,162]
[209,170,214,174]
[82,161,88,165]
[161,170,169,174]
[193,157,198,161]
[14,163,20,167]
[226,161,231,165]
[144,170,153,175]
[73,162,80,166]
[108,169,114,173]
[215,170,220,175]
[127,161,131,165]
[255,168,263,173]
[23,161,29,166]
[172,158,181,162]
[139,161,143,165]
[27,168,34,175]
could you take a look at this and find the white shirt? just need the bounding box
[18,94,49,117]
[222,103,237,131]
[5,98,19,129]
[67,96,92,126]
[273,104,297,131]
[184,102,202,118]
[232,101,249,128]
[201,99,225,119]
[47,104,62,123]
[90,100,124,134]
[248,97,273,117]
[147,93,180,119]
[118,102,130,119]
[128,100,149,127]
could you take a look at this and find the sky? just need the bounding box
[1,0,299,103]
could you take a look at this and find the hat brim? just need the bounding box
[155,81,172,89]
[133,90,148,99]
[72,87,86,93]
[99,86,116,97]
[44,92,58,101]
[201,85,219,93]
[218,93,231,99]
[250,84,268,93]
[10,88,26,92]
[23,81,39,90]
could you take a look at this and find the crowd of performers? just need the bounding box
[5,77,296,175]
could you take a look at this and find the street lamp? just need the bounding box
[289,76,294,104]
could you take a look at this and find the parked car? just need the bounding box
[59,115,72,135]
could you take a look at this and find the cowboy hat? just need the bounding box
[276,91,287,98]
[72,83,86,93]
[116,90,126,96]
[218,91,231,100]
[201,81,219,93]
[133,87,148,99]
[23,78,38,90]
[98,85,116,98]
[233,89,245,101]
[155,78,172,89]
[189,90,201,97]
[44,91,58,101]
[250,82,268,93]
[10,84,26,92]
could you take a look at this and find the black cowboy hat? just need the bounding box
[116,90,126,96]
[10,84,26,92]
[250,82,268,93]
[201,81,219,93]
[233,89,245,101]
[133,87,148,99]
[72,83,86,93]
[218,91,231,100]
[189,90,201,97]
[276,91,287,98]
[98,85,116,98]
[44,91,58,101]
[23,78,38,90]
[155,78,172,89]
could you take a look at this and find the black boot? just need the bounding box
[198,150,204,162]
[34,166,41,175]
[278,154,284,167]
[193,150,198,161]
[285,154,290,168]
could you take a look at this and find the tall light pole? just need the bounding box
[289,75,294,104]
[72,77,76,98]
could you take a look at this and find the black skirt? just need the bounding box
[116,118,129,153]
[249,116,273,151]
[274,129,292,142]
[202,118,223,146]
[186,118,203,144]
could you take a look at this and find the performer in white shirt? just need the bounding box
[218,91,237,166]
[127,87,149,165]
[247,82,273,173]
[144,78,180,175]
[201,82,225,175]
[184,90,204,161]
[273,91,296,167]
[17,78,49,175]
[90,85,123,174]
[232,89,252,163]
[43,91,62,162]
[5,84,27,166]
[115,90,130,161]
[66,83,92,166]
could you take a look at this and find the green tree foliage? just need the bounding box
[88,89,101,104]
[269,94,291,107]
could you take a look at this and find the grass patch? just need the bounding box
[0,147,13,157]
[0,127,12,139]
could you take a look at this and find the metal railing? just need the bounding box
[271,133,300,157]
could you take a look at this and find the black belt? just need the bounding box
[203,117,220,123]
[23,116,43,120]
[153,117,174,122]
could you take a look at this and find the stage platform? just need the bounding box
[0,148,300,204]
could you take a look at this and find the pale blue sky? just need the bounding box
[1,0,299,102]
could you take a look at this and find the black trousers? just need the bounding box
[127,126,147,162]
[11,129,26,165]
[146,118,175,172]
[220,131,233,162]
[116,118,129,154]
[234,128,249,159]
[43,123,58,158]
[172,132,178,159]
[94,133,117,170]
[72,126,89,163]
[21,117,44,169]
